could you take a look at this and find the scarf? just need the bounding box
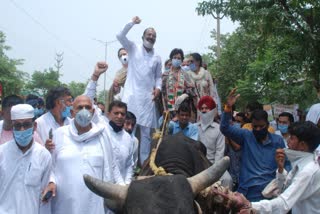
[69,120,104,142]
[199,109,215,131]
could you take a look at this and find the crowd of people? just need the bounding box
[1,16,320,214]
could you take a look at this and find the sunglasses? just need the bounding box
[13,122,33,130]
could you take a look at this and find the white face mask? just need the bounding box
[199,109,215,131]
[284,148,310,163]
[143,39,154,49]
[75,109,93,128]
[181,65,190,72]
[120,55,128,65]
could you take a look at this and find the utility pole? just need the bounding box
[216,12,222,59]
[210,0,226,60]
[92,38,118,102]
[196,0,227,60]
[55,52,64,77]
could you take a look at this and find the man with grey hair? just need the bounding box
[0,104,52,213]
[43,95,120,214]
[117,16,162,165]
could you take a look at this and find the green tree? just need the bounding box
[0,31,27,96]
[26,68,61,97]
[97,90,108,104]
[68,81,87,97]
[196,0,320,109]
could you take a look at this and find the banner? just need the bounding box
[272,104,299,122]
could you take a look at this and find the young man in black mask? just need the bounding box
[106,100,134,184]
[124,111,139,168]
[220,89,289,202]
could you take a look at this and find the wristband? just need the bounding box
[224,104,232,113]
[92,74,99,79]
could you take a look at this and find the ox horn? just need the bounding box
[187,156,230,195]
[83,174,128,211]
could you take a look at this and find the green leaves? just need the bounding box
[68,81,88,98]
[26,68,62,97]
[0,31,27,96]
[197,0,320,110]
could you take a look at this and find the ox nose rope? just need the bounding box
[149,111,170,176]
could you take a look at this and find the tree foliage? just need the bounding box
[196,0,320,109]
[98,90,108,104]
[0,31,27,96]
[68,81,87,98]
[26,68,62,97]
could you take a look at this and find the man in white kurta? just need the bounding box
[117,16,162,165]
[217,121,320,214]
[49,95,117,214]
[124,111,139,169]
[84,62,135,183]
[106,101,134,184]
[306,103,320,156]
[36,87,73,150]
[251,121,320,213]
[0,104,52,214]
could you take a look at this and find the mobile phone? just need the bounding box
[49,128,53,140]
[42,191,53,201]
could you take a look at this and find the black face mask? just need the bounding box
[126,129,133,135]
[109,120,123,133]
[253,128,268,142]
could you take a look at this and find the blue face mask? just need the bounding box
[233,122,241,129]
[61,106,72,118]
[189,63,197,71]
[34,108,44,117]
[278,124,289,134]
[165,67,170,72]
[13,127,34,147]
[172,59,182,68]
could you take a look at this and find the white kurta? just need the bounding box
[252,152,320,213]
[0,140,52,214]
[50,121,117,214]
[0,120,3,135]
[117,21,162,128]
[35,111,71,144]
[132,135,139,169]
[105,123,134,184]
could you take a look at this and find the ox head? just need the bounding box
[83,157,230,214]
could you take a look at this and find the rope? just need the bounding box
[149,111,170,175]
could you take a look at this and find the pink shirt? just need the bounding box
[0,129,13,145]
[0,129,44,145]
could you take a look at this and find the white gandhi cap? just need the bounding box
[11,104,35,120]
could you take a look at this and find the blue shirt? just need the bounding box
[220,112,289,201]
[168,121,198,141]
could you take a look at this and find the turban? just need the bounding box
[11,104,35,120]
[197,96,216,110]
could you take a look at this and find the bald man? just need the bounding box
[45,95,120,214]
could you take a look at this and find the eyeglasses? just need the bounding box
[13,122,33,130]
[60,98,73,104]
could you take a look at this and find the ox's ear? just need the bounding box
[187,157,230,196]
[83,174,128,212]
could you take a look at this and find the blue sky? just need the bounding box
[1,0,238,92]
